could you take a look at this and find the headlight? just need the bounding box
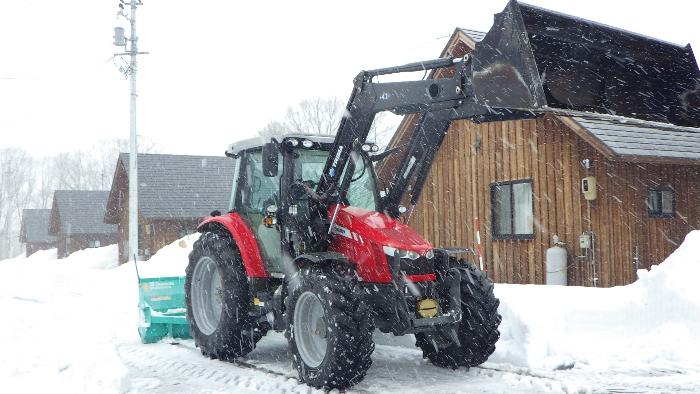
[302,139,313,148]
[382,246,421,260]
[425,249,434,259]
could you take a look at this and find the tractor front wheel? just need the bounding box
[285,265,374,390]
[185,232,264,360]
[416,260,501,369]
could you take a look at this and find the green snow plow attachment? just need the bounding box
[138,276,191,344]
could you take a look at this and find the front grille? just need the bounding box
[399,256,433,276]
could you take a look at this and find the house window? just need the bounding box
[491,179,534,239]
[89,240,101,248]
[648,188,674,218]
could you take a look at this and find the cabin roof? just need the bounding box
[458,28,486,43]
[50,191,117,236]
[20,209,56,244]
[105,153,236,223]
[562,111,700,163]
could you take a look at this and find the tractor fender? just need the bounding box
[197,213,268,278]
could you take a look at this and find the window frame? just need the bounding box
[648,187,675,218]
[490,178,535,240]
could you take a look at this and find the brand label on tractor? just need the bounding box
[329,146,344,178]
[331,224,352,239]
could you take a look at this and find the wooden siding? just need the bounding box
[404,115,700,287]
[114,190,199,264]
[115,196,199,264]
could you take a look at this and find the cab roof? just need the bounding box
[226,133,336,157]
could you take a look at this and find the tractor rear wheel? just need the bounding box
[185,232,265,360]
[285,265,374,390]
[416,260,501,369]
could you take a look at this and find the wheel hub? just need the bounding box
[191,256,223,336]
[294,291,328,368]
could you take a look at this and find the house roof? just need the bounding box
[20,209,56,244]
[560,111,700,163]
[105,153,235,222]
[458,28,485,43]
[49,191,117,236]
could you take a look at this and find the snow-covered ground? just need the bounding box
[1,232,699,393]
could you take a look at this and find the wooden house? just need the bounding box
[19,209,57,256]
[104,153,235,264]
[381,29,700,287]
[48,191,118,259]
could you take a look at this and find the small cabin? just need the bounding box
[104,153,235,264]
[48,190,118,258]
[19,209,57,256]
[382,29,700,287]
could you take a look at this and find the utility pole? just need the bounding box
[114,1,146,263]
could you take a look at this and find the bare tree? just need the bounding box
[259,97,400,149]
[285,97,345,135]
[0,138,162,261]
[0,148,34,259]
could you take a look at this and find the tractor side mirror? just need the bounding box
[262,142,279,177]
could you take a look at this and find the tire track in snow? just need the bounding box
[117,343,319,394]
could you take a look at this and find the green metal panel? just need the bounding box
[138,276,191,344]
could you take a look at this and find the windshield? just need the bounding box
[293,149,378,211]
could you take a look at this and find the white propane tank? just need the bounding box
[546,235,567,285]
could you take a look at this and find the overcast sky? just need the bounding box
[1,0,698,158]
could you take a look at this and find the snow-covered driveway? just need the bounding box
[2,233,699,393]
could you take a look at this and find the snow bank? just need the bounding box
[492,230,700,370]
[58,244,119,269]
[0,243,134,394]
[137,233,200,278]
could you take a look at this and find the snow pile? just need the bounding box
[1,247,58,263]
[0,244,135,394]
[492,230,700,370]
[137,233,200,278]
[56,244,119,270]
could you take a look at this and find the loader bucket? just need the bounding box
[471,0,700,127]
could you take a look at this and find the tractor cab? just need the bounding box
[224,134,383,275]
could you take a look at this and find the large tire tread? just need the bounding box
[185,232,265,361]
[285,265,374,390]
[416,259,501,369]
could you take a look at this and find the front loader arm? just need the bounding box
[305,57,476,247]
[314,57,470,200]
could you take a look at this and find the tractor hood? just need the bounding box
[472,0,700,127]
[331,206,433,254]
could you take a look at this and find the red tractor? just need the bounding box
[186,131,502,389]
[185,1,700,389]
